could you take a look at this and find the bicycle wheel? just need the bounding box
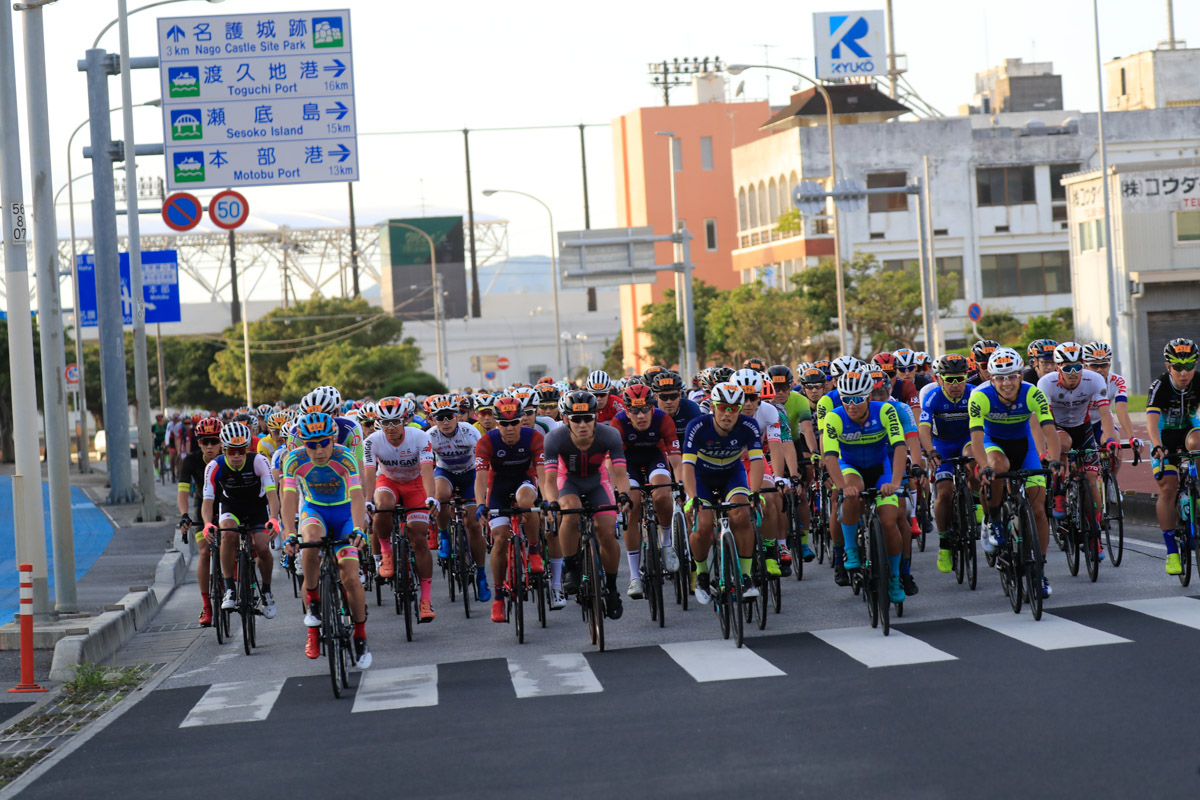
[917,489,929,552]
[1080,478,1100,583]
[723,532,743,648]
[962,490,978,591]
[391,529,404,617]
[1063,484,1081,577]
[1002,507,1023,615]
[1178,529,1193,588]
[239,551,255,656]
[210,555,225,645]
[672,509,690,610]
[456,523,471,619]
[862,524,879,629]
[1019,499,1043,621]
[397,539,413,642]
[1102,470,1124,567]
[648,529,665,629]
[322,571,341,699]
[754,538,767,631]
[512,537,526,644]
[790,500,804,582]
[872,517,890,636]
[589,536,605,652]
[446,531,457,604]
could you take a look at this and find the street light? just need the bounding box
[481,189,563,376]
[387,221,448,385]
[654,131,688,375]
[727,63,848,355]
[93,0,224,48]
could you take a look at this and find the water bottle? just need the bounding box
[1180,493,1191,522]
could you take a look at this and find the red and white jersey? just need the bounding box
[1089,371,1128,431]
[364,428,434,483]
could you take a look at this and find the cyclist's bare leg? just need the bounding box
[490,523,512,590]
[408,521,433,580]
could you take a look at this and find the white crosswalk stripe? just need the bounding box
[179,680,284,728]
[965,612,1130,650]
[811,626,958,668]
[1112,597,1200,630]
[507,653,603,698]
[352,665,439,713]
[659,639,785,682]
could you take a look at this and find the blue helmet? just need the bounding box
[295,411,336,440]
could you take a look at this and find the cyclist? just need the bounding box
[475,397,550,622]
[815,355,864,431]
[425,395,491,603]
[893,348,929,411]
[281,412,372,668]
[299,385,365,468]
[969,348,1060,599]
[257,410,289,462]
[823,369,909,605]
[653,370,702,438]
[201,421,281,621]
[1083,341,1138,473]
[610,383,683,598]
[178,417,224,626]
[1146,338,1200,575]
[1023,339,1057,384]
[1038,342,1117,560]
[513,386,559,434]
[870,370,922,594]
[769,364,817,562]
[472,393,498,435]
[585,370,626,424]
[363,396,439,623]
[535,383,563,422]
[681,382,763,605]
[731,369,792,578]
[356,402,378,440]
[152,413,168,476]
[967,340,1000,386]
[543,390,632,619]
[918,353,977,574]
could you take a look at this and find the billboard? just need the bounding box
[813,10,887,80]
[76,250,182,327]
[378,217,467,320]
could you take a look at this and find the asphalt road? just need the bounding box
[9,522,1200,799]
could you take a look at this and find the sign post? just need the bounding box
[76,250,182,327]
[158,9,358,191]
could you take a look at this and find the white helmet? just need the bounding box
[893,348,918,369]
[987,347,1024,376]
[1082,341,1112,365]
[730,368,764,395]
[300,385,341,415]
[830,355,866,379]
[1053,341,1084,365]
[710,382,746,407]
[585,370,612,394]
[219,421,253,448]
[837,369,875,398]
[914,351,930,367]
[376,396,415,421]
[509,386,535,411]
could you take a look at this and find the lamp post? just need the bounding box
[387,221,447,385]
[481,189,563,375]
[654,131,686,374]
[728,63,848,355]
[1092,0,1123,376]
[575,333,589,373]
[561,331,572,380]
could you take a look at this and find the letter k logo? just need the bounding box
[829,15,871,59]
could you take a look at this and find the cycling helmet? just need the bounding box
[339,400,356,416]
[742,357,767,373]
[869,369,891,392]
[613,378,629,393]
[255,403,274,421]
[800,366,827,386]
[1027,339,1057,361]
[621,383,655,409]
[642,365,665,384]
[429,395,458,418]
[219,421,253,449]
[295,412,337,441]
[760,377,776,401]
[534,384,562,406]
[972,340,1000,366]
[710,383,746,407]
[766,365,793,389]
[872,352,896,373]
[987,347,1024,376]
[811,359,831,377]
[730,368,765,396]
[354,403,377,425]
[561,390,599,416]
[300,385,341,415]
[376,396,414,422]
[709,366,734,385]
[585,370,613,394]
[650,370,683,393]
[1082,341,1112,365]
[837,368,875,398]
[915,351,931,368]
[493,396,522,422]
[936,353,970,376]
[1164,338,1198,364]
[234,407,255,425]
[509,386,536,412]
[893,348,918,369]
[473,393,497,411]
[536,376,556,386]
[1053,341,1084,365]
[266,410,292,431]
[830,355,865,379]
[195,417,222,438]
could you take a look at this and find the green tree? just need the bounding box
[637,280,723,366]
[775,208,803,237]
[601,332,623,376]
[156,336,242,410]
[1020,308,1074,351]
[976,308,1024,347]
[379,371,447,397]
[705,282,817,366]
[848,255,957,354]
[281,339,421,398]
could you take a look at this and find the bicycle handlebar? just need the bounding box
[489,506,538,517]
[555,504,620,515]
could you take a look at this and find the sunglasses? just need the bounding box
[223,446,248,455]
[627,404,653,415]
[199,437,220,446]
[1090,361,1111,368]
[521,408,537,416]
[497,420,521,427]
[382,420,405,427]
[742,394,759,403]
[713,403,741,414]
[994,374,1022,382]
[941,376,966,384]
[591,391,609,398]
[432,413,457,422]
[656,393,680,402]
[842,395,869,406]
[897,366,916,373]
[476,409,495,416]
[538,404,558,411]
[304,438,332,449]
[1169,362,1197,372]
[1060,363,1083,374]
[567,414,596,424]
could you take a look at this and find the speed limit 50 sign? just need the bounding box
[209,189,249,230]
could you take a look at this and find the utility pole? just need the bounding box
[228,229,240,324]
[348,183,360,298]
[20,0,75,611]
[463,129,481,318]
[0,0,50,616]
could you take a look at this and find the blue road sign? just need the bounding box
[76,250,182,327]
[968,302,983,322]
[484,370,497,381]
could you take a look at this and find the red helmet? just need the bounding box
[195,417,222,438]
[621,383,655,410]
[494,397,522,422]
[872,352,896,374]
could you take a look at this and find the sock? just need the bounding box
[694,554,709,574]
[627,550,640,576]
[1164,530,1179,554]
[380,538,393,555]
[739,557,751,578]
[353,621,366,639]
[549,558,564,590]
[937,531,947,546]
[888,554,901,578]
[224,577,235,592]
[764,538,776,553]
[799,529,808,545]
[605,572,618,593]
[833,545,844,567]
[420,578,432,604]
[305,588,319,604]
[476,564,488,581]
[901,557,911,575]
[200,586,210,604]
[261,583,271,595]
[840,523,857,544]
[439,528,449,539]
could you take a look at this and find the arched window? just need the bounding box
[757,180,768,227]
[779,174,790,215]
[738,187,748,231]
[768,178,779,224]
[748,184,759,228]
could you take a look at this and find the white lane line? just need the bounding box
[1113,597,1200,630]
[966,612,1130,650]
[179,680,284,727]
[507,653,603,699]
[810,626,958,668]
[660,639,785,683]
[351,665,438,713]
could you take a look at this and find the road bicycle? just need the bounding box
[375,505,428,642]
[940,455,979,590]
[849,489,894,635]
[297,535,355,699]
[808,462,832,566]
[670,485,692,610]
[1055,449,1103,582]
[490,501,540,644]
[204,527,232,644]
[987,468,1050,621]
[635,481,679,628]
[702,499,752,648]
[1167,449,1200,587]
[557,499,617,652]
[1098,442,1140,567]
[230,523,263,656]
[439,491,476,619]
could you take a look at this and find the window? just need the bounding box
[705,219,718,251]
[737,188,748,231]
[1120,67,1126,96]
[671,137,682,172]
[1177,211,1200,242]
[700,136,713,171]
[1049,163,1080,201]
[1079,219,1108,250]
[882,256,965,299]
[980,251,1070,297]
[748,185,758,228]
[768,178,779,223]
[867,171,908,212]
[976,166,1036,206]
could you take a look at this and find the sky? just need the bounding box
[4,0,1199,302]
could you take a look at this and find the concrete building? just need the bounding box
[1106,47,1200,111]
[611,76,771,374]
[963,59,1064,115]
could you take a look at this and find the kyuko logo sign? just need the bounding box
[813,10,886,80]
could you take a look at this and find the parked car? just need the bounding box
[94,427,139,459]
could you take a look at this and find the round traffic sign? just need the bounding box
[496,357,510,371]
[162,192,203,232]
[793,180,826,216]
[484,370,497,381]
[968,302,983,322]
[208,189,250,230]
[64,363,79,384]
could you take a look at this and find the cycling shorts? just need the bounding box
[374,474,429,525]
[1057,422,1099,472]
[983,434,1045,489]
[487,475,537,530]
[216,501,269,528]
[216,510,267,532]
[627,457,670,488]
[931,438,971,482]
[692,463,751,508]
[299,501,359,563]
[838,461,899,507]
[557,472,616,519]
[1152,428,1199,479]
[434,466,476,503]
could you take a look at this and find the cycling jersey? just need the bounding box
[1089,372,1128,438]
[891,379,919,412]
[917,380,938,409]
[596,396,626,425]
[1146,372,1200,432]
[1037,371,1109,429]
[426,422,481,474]
[281,444,361,506]
[920,385,974,443]
[823,402,905,471]
[815,389,842,429]
[178,450,214,519]
[363,428,434,483]
[752,403,782,446]
[203,453,274,524]
[682,415,763,471]
[967,383,1054,441]
[781,392,813,434]
[772,404,794,444]
[609,409,679,467]
[271,443,292,472]
[256,436,278,460]
[887,399,918,436]
[665,397,704,439]
[474,427,544,481]
[543,423,626,478]
[531,415,561,434]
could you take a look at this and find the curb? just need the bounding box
[1122,491,1158,528]
[48,546,191,682]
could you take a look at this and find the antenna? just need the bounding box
[647,57,725,105]
[756,44,776,100]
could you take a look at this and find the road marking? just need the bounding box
[660,639,785,683]
[507,653,602,698]
[352,665,438,713]
[810,626,958,668]
[965,612,1130,650]
[1113,597,1200,630]
[179,680,283,727]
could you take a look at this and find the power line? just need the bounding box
[361,123,609,137]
